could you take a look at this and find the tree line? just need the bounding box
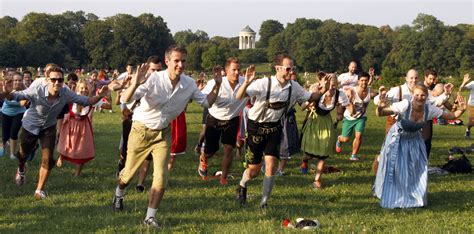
[0,11,472,86]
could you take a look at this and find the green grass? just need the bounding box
[0,102,473,233]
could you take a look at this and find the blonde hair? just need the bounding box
[413,84,428,95]
[75,80,89,94]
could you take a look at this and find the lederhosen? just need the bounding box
[244,77,291,165]
[203,112,240,155]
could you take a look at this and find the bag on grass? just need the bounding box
[441,155,472,173]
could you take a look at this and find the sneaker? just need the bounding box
[34,190,47,200]
[259,203,268,209]
[465,130,470,139]
[219,177,228,186]
[300,161,309,174]
[143,217,161,229]
[236,185,247,207]
[335,138,342,153]
[112,195,124,211]
[312,180,322,189]
[136,185,145,193]
[198,156,208,180]
[9,154,15,160]
[276,170,286,176]
[15,168,26,186]
[349,155,360,161]
[260,163,266,174]
[194,144,202,155]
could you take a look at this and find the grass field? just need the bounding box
[0,99,473,233]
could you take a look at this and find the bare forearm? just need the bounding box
[346,103,355,115]
[206,84,221,106]
[336,106,345,121]
[121,84,139,103]
[444,109,465,120]
[236,82,250,100]
[376,105,394,117]
[308,89,324,102]
[87,95,103,105]
[109,80,125,91]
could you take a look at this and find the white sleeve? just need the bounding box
[374,86,398,105]
[389,99,409,114]
[429,93,449,107]
[120,74,153,104]
[427,103,444,119]
[192,85,209,108]
[292,82,311,103]
[465,81,474,90]
[246,78,264,98]
[337,74,344,83]
[201,79,215,95]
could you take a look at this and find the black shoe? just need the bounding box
[112,195,124,211]
[259,203,267,209]
[465,131,470,139]
[135,185,145,193]
[236,185,247,207]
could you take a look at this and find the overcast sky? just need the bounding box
[1,0,472,38]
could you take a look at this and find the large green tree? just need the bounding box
[82,20,113,68]
[174,29,208,47]
[201,45,225,70]
[258,19,284,48]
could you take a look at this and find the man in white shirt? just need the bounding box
[112,46,222,229]
[374,69,451,131]
[235,54,325,209]
[337,61,358,91]
[459,73,473,138]
[336,72,378,161]
[198,58,248,186]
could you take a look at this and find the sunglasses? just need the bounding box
[50,78,65,83]
[279,66,296,72]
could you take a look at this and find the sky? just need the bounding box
[1,0,473,38]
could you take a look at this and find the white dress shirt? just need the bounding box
[123,70,209,130]
[337,72,358,91]
[202,76,248,120]
[246,76,311,123]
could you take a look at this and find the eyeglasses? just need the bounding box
[278,66,296,72]
[50,78,64,83]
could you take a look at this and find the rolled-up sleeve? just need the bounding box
[120,82,148,104]
[11,79,41,101]
[246,78,264,98]
[201,80,215,95]
[293,82,312,103]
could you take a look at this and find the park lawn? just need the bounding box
[0,101,473,233]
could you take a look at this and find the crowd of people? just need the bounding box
[0,45,471,229]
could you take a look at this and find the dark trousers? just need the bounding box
[422,120,433,159]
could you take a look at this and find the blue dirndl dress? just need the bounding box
[374,102,429,208]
